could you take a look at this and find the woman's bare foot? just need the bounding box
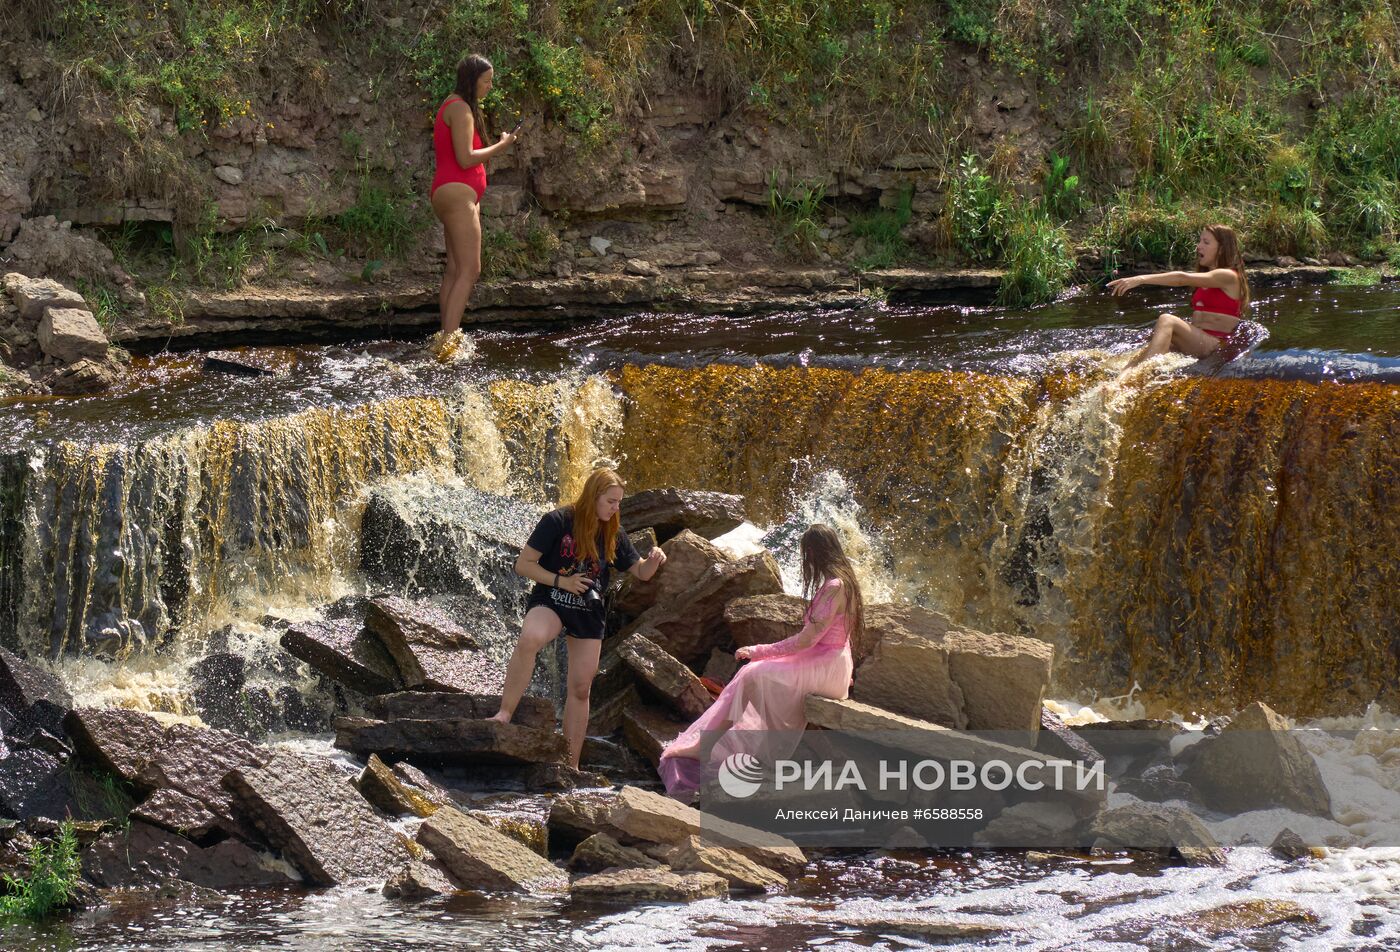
[487,710,512,725]
[662,740,701,761]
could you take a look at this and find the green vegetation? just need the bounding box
[21,0,1400,313]
[849,188,915,269]
[767,173,827,259]
[482,214,562,278]
[0,823,82,922]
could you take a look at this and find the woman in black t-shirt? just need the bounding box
[489,464,667,769]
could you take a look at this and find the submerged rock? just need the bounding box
[222,750,408,886]
[619,488,747,543]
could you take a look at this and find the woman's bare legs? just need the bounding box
[1126,313,1223,367]
[489,606,562,724]
[562,635,603,770]
[430,184,482,336]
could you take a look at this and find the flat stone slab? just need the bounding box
[333,716,567,766]
[280,617,402,695]
[65,708,265,841]
[417,804,567,893]
[83,820,298,890]
[570,867,728,903]
[222,750,408,886]
[366,691,554,730]
[0,648,73,737]
[619,488,746,543]
[365,596,505,693]
[803,696,1104,805]
[617,630,712,720]
[652,835,788,891]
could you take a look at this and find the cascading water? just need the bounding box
[613,359,1400,717]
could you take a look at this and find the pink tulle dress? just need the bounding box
[658,577,854,799]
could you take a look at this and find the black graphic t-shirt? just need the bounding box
[525,508,641,611]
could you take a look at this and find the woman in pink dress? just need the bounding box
[658,524,864,800]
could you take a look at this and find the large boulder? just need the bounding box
[852,620,967,729]
[858,607,1051,732]
[37,307,108,363]
[2,272,85,323]
[723,594,807,649]
[1088,802,1226,866]
[649,835,788,891]
[614,529,728,617]
[1181,702,1333,818]
[366,691,555,730]
[416,804,568,893]
[222,750,408,886]
[65,708,264,842]
[567,831,663,873]
[601,786,806,876]
[0,648,72,737]
[280,616,402,695]
[364,595,505,694]
[616,630,712,721]
[621,705,689,769]
[359,483,540,610]
[620,489,746,543]
[803,696,1104,807]
[83,820,298,890]
[624,551,784,664]
[570,867,728,903]
[333,716,567,766]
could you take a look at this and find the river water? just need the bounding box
[3,281,1399,949]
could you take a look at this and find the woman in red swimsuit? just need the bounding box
[1107,224,1251,365]
[429,55,519,356]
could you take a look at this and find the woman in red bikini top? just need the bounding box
[1107,224,1252,366]
[428,54,520,359]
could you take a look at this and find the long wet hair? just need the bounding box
[565,464,625,565]
[1202,223,1250,314]
[453,54,493,145]
[800,524,865,643]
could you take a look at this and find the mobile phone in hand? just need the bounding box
[511,117,525,134]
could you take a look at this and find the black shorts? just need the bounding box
[526,586,606,640]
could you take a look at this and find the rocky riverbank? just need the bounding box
[0,486,1339,923]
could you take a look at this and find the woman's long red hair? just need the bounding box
[566,467,625,564]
